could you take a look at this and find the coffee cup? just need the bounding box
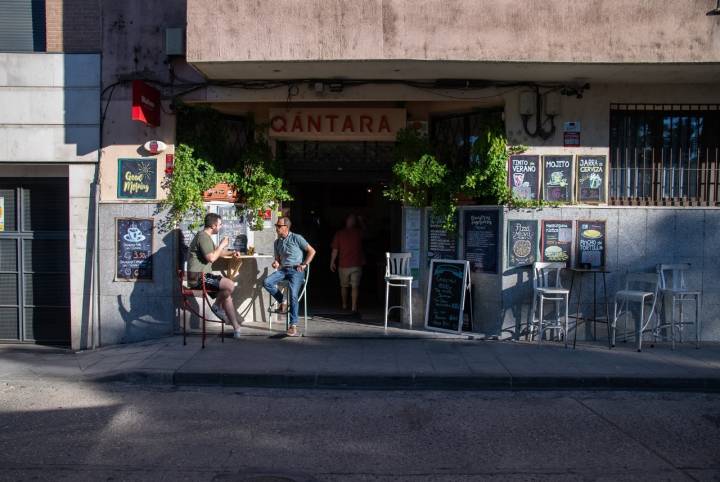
[127,227,142,240]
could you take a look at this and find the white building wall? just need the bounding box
[0,53,100,350]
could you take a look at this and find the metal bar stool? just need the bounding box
[611,272,659,352]
[267,265,310,335]
[655,263,701,349]
[384,252,413,330]
[530,262,570,347]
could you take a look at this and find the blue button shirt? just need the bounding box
[274,232,309,267]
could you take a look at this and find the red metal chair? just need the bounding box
[177,269,225,348]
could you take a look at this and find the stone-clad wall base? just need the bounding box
[98,203,175,345]
[411,206,720,341]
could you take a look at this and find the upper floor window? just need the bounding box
[0,0,46,52]
[610,104,720,206]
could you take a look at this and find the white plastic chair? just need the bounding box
[656,263,701,349]
[530,262,570,347]
[611,272,659,352]
[267,265,309,335]
[384,252,413,330]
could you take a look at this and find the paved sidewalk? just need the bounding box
[1,318,719,391]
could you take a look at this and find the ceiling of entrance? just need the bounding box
[189,60,720,84]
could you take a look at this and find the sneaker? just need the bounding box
[286,325,300,337]
[233,329,242,339]
[211,303,227,322]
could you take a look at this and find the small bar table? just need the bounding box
[220,253,273,279]
[568,266,612,349]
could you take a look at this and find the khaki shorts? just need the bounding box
[338,267,362,288]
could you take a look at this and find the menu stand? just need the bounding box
[568,267,612,349]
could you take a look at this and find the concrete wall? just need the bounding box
[409,206,720,342]
[0,53,100,350]
[188,0,720,64]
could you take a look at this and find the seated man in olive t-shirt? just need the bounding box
[187,213,242,338]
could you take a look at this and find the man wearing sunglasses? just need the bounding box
[263,216,316,336]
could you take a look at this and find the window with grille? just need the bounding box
[609,104,720,205]
[431,110,504,166]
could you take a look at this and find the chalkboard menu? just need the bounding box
[507,219,538,268]
[425,259,470,334]
[463,209,499,274]
[541,220,573,267]
[542,155,573,202]
[577,155,607,203]
[178,210,205,251]
[427,211,458,264]
[216,204,248,252]
[117,158,157,199]
[117,218,153,281]
[508,155,540,200]
[576,220,606,268]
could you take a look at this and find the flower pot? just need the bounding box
[202,182,240,202]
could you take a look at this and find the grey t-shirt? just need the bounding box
[274,232,309,267]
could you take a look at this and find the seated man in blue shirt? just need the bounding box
[263,216,316,336]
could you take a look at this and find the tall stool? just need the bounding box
[267,265,310,335]
[384,252,413,330]
[611,272,659,352]
[656,263,701,349]
[530,262,570,347]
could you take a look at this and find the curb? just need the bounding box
[88,370,720,392]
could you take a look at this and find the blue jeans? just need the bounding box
[263,267,305,326]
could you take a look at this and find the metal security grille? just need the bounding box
[0,178,69,345]
[0,0,46,52]
[609,104,720,206]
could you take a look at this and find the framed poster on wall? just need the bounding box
[576,155,607,204]
[427,210,459,265]
[507,219,538,268]
[117,158,157,199]
[541,220,573,267]
[463,208,500,274]
[116,218,153,281]
[576,220,606,268]
[542,155,573,202]
[508,155,540,201]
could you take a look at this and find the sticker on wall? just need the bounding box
[117,158,157,199]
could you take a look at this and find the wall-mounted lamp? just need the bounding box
[708,0,720,15]
[520,87,557,140]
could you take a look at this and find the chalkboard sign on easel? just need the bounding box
[508,155,540,200]
[542,155,573,202]
[541,220,573,267]
[116,218,153,281]
[577,155,608,204]
[463,208,499,274]
[576,220,606,268]
[507,219,538,268]
[425,259,472,334]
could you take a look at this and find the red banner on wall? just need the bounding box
[131,80,161,127]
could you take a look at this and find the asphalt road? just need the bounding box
[0,382,718,481]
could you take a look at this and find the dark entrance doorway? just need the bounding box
[0,178,70,345]
[277,141,401,316]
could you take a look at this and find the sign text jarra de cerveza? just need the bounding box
[268,108,406,141]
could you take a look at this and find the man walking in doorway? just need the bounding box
[264,216,316,337]
[330,213,365,317]
[187,213,243,339]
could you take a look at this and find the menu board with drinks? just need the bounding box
[542,155,573,202]
[541,220,573,267]
[425,259,470,334]
[507,219,538,268]
[116,218,153,281]
[427,211,459,264]
[508,155,540,201]
[463,208,499,274]
[577,155,607,203]
[576,220,606,268]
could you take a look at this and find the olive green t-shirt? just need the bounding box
[187,231,215,273]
